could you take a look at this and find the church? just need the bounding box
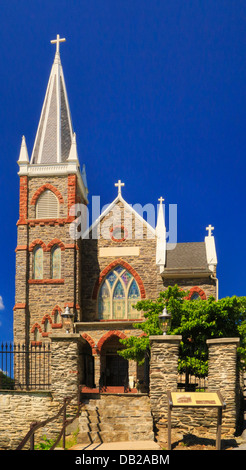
[14,36,218,392]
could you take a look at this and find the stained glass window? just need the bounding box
[98,265,142,320]
[33,246,43,279]
[190,292,200,300]
[51,246,61,279]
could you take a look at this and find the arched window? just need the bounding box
[54,309,61,324]
[190,292,200,301]
[34,327,41,342]
[36,189,59,219]
[44,318,50,333]
[33,246,43,279]
[98,265,141,320]
[51,246,61,279]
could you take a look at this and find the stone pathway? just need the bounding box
[69,440,161,451]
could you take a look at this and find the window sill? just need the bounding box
[28,279,64,285]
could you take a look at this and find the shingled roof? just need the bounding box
[164,242,210,276]
[30,47,73,165]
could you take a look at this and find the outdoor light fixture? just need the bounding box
[61,306,74,333]
[158,306,172,335]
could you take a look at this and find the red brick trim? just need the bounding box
[13,303,26,311]
[109,225,128,242]
[46,238,65,252]
[67,175,77,220]
[15,245,28,252]
[186,286,207,300]
[28,279,64,285]
[41,314,53,325]
[64,243,79,250]
[31,322,42,334]
[92,259,146,300]
[18,175,28,224]
[29,239,46,252]
[97,330,127,353]
[99,319,141,322]
[81,333,97,354]
[30,183,64,205]
[31,341,42,346]
[51,305,62,316]
[27,218,67,226]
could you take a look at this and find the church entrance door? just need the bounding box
[106,354,128,387]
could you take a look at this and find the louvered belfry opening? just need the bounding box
[36,189,59,219]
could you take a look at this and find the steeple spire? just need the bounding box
[30,35,73,165]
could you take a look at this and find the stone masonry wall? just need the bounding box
[149,336,242,440]
[0,391,61,450]
[81,200,159,322]
[14,174,83,343]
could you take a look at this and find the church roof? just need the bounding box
[30,37,73,165]
[164,242,210,276]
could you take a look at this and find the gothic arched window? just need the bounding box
[51,246,61,279]
[98,265,141,320]
[36,189,59,219]
[33,246,43,279]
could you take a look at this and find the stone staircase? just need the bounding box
[77,394,154,445]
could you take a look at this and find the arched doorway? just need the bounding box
[79,340,95,388]
[100,335,128,387]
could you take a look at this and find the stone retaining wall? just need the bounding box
[149,336,242,440]
[0,390,60,450]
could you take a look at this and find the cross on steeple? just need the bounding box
[158,196,165,204]
[50,34,66,55]
[206,224,214,237]
[115,180,125,195]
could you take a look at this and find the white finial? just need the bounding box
[115,179,125,195]
[50,34,66,55]
[18,135,29,163]
[206,224,214,237]
[67,132,78,162]
[158,196,165,204]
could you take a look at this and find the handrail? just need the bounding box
[16,393,83,450]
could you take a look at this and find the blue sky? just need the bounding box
[0,0,245,342]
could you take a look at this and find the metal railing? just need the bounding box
[16,393,83,450]
[0,342,51,390]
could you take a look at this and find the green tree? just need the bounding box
[118,285,246,376]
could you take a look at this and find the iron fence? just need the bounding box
[0,342,51,390]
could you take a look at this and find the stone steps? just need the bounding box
[77,395,154,444]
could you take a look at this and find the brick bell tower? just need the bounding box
[14,35,88,344]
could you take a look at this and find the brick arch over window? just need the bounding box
[80,333,97,355]
[92,259,146,300]
[30,183,64,206]
[97,330,127,353]
[46,238,65,252]
[186,286,207,300]
[31,322,42,334]
[29,239,47,252]
[41,314,53,326]
[51,305,62,317]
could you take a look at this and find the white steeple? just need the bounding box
[205,224,217,272]
[30,35,73,165]
[156,197,166,273]
[18,135,29,175]
[67,132,79,163]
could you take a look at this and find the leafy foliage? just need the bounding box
[118,285,246,374]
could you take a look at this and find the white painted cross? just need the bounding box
[50,34,66,54]
[158,196,165,204]
[206,224,214,237]
[115,180,125,195]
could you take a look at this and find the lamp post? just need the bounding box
[61,306,74,333]
[158,306,172,335]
